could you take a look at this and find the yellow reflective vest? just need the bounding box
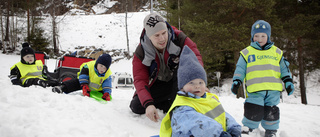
[240,45,283,93]
[78,60,112,91]
[159,92,226,137]
[11,60,44,85]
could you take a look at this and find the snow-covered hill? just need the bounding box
[1,11,320,137]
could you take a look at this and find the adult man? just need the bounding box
[130,12,203,122]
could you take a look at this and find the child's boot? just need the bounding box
[52,85,64,93]
[241,126,253,134]
[265,130,277,137]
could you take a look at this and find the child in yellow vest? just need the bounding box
[52,54,112,101]
[160,46,241,137]
[9,43,57,88]
[231,20,294,137]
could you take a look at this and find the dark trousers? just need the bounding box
[129,76,178,114]
[61,78,81,94]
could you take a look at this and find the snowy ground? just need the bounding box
[1,11,320,137]
[1,54,320,137]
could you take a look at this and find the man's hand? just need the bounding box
[146,105,160,122]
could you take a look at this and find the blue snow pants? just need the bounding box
[242,90,281,130]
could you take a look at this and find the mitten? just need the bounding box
[285,82,294,96]
[11,78,21,85]
[102,92,111,101]
[231,80,241,95]
[228,127,241,137]
[37,79,47,88]
[220,131,232,137]
[81,84,91,97]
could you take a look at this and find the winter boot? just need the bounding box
[52,86,63,94]
[265,130,277,137]
[241,126,253,134]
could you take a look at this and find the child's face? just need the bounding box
[97,63,107,74]
[23,54,35,64]
[182,78,206,97]
[253,33,268,47]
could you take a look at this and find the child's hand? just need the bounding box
[285,82,294,96]
[231,80,241,95]
[220,131,232,137]
[81,84,91,97]
[102,92,111,101]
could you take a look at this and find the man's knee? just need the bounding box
[129,95,145,114]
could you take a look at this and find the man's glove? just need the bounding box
[81,84,90,97]
[102,92,111,101]
[231,80,241,95]
[220,131,232,137]
[285,82,294,96]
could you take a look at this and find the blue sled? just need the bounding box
[150,135,159,137]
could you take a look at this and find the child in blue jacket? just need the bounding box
[160,46,241,137]
[52,54,112,101]
[231,20,294,137]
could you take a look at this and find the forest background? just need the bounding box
[0,0,319,104]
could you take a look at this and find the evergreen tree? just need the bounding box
[161,0,277,88]
[273,0,320,104]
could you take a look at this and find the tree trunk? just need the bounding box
[297,37,307,104]
[233,49,245,98]
[125,0,129,53]
[52,0,58,55]
[3,0,10,53]
[27,0,30,42]
[0,6,3,50]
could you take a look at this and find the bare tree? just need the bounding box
[50,0,59,54]
[0,4,3,50]
[3,0,11,53]
[125,0,129,53]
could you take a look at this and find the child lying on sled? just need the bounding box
[52,54,112,102]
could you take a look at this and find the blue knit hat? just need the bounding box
[251,20,271,43]
[95,54,112,70]
[178,46,207,90]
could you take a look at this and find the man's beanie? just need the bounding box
[251,20,271,42]
[20,42,35,58]
[96,54,112,69]
[143,12,167,38]
[178,46,207,90]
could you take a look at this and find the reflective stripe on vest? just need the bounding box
[78,61,112,91]
[15,60,44,84]
[159,93,226,137]
[240,46,283,92]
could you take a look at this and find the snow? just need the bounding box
[1,11,320,137]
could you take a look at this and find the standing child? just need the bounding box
[160,46,241,137]
[52,54,113,101]
[9,43,56,88]
[231,20,294,137]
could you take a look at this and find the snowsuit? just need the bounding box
[59,60,112,94]
[160,91,241,137]
[233,41,293,130]
[10,60,46,87]
[129,23,203,114]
